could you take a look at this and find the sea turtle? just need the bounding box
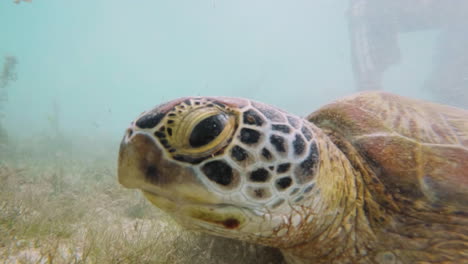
[118,91,468,264]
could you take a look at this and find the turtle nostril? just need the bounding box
[145,164,160,184]
[126,128,133,139]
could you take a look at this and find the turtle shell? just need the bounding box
[308,91,468,212]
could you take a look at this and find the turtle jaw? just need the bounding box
[141,187,294,246]
[141,189,283,244]
[142,190,247,230]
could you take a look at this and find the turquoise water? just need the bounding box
[0,0,442,144]
[1,2,467,263]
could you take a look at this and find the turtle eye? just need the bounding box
[189,114,228,148]
[161,103,237,160]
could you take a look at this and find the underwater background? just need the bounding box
[0,0,466,263]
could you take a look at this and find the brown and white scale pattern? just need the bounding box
[128,97,320,213]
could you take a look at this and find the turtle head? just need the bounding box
[118,97,323,247]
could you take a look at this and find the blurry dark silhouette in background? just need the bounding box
[0,56,17,90]
[0,56,18,147]
[348,0,468,108]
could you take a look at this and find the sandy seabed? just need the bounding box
[0,140,284,264]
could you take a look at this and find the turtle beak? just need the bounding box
[117,128,202,191]
[118,128,152,189]
[117,126,223,209]
[118,128,168,189]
